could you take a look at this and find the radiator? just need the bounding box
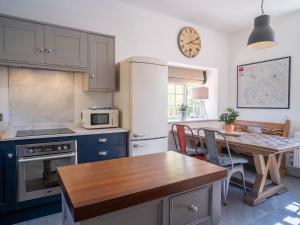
[293,132,300,168]
[286,132,300,178]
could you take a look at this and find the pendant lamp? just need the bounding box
[247,0,276,49]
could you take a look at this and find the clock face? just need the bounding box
[178,27,201,58]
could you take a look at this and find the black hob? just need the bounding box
[16,128,75,137]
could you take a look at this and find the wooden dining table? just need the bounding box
[188,128,300,206]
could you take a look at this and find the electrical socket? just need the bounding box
[0,113,3,122]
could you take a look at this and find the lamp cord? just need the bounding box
[261,0,265,15]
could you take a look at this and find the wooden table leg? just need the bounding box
[252,154,271,194]
[244,153,288,206]
[269,154,283,185]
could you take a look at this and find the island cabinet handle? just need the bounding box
[98,151,108,156]
[189,205,198,213]
[98,138,108,143]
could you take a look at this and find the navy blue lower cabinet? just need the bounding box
[0,132,128,224]
[0,141,17,214]
[77,132,128,164]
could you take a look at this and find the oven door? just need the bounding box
[17,153,76,202]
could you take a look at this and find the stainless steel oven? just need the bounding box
[17,140,77,202]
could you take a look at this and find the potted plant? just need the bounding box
[219,108,239,134]
[178,104,188,120]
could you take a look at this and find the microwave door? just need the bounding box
[91,113,110,126]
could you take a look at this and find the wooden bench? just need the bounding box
[234,119,290,137]
[233,119,291,175]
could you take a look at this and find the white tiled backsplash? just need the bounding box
[0,66,113,129]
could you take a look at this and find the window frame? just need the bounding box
[168,82,200,120]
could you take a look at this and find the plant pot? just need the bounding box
[178,111,187,121]
[224,124,235,134]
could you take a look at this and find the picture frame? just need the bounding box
[237,56,291,109]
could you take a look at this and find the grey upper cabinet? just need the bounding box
[0,15,116,91]
[84,34,115,91]
[0,17,45,64]
[0,16,88,71]
[45,26,87,68]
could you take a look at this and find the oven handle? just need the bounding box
[18,153,76,162]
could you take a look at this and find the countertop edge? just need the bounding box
[0,128,129,141]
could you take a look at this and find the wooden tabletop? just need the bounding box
[58,151,227,222]
[191,129,300,155]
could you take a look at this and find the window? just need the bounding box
[168,83,201,120]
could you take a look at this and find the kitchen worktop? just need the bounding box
[58,151,227,222]
[0,127,128,141]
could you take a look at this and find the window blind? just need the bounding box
[168,66,206,84]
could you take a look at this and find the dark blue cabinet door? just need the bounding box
[0,146,4,206]
[0,141,17,214]
[77,133,127,164]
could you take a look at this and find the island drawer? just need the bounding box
[170,186,212,225]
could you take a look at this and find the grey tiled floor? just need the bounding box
[221,176,300,225]
[15,176,300,225]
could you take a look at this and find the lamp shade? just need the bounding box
[247,15,276,49]
[192,87,209,99]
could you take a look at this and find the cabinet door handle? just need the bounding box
[133,133,148,138]
[98,138,108,143]
[7,153,13,159]
[37,48,44,53]
[98,151,108,156]
[46,48,53,54]
[90,74,95,79]
[133,144,147,148]
[189,205,198,213]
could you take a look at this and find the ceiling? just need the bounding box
[116,0,300,34]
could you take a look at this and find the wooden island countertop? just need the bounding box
[58,151,227,222]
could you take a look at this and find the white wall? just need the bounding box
[0,0,229,117]
[228,12,300,135]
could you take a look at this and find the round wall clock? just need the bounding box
[178,27,201,58]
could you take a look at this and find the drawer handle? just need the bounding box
[98,151,108,156]
[133,144,147,148]
[98,138,108,143]
[133,133,148,138]
[189,205,198,213]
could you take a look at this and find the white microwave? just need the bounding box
[81,109,119,129]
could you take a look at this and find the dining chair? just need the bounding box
[197,128,248,205]
[171,124,206,160]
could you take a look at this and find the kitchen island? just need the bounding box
[58,151,227,225]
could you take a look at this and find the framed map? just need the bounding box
[237,57,291,109]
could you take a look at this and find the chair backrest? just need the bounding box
[171,124,197,155]
[197,128,233,168]
[234,119,290,137]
